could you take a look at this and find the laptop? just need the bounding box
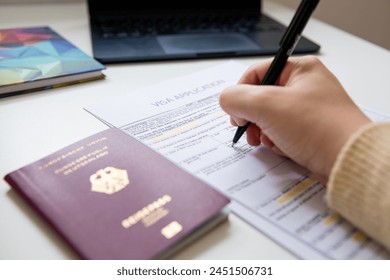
[87,0,320,63]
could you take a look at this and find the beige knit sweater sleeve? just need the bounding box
[327,122,390,251]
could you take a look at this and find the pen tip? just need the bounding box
[231,143,235,147]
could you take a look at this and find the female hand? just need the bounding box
[219,56,371,181]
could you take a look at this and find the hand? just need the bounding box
[219,56,371,181]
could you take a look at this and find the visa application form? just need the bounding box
[86,61,390,259]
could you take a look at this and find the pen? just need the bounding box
[231,0,320,146]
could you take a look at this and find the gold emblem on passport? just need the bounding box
[161,221,183,239]
[90,167,129,194]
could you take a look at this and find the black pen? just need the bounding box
[231,0,320,146]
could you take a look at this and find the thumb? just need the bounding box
[219,84,279,125]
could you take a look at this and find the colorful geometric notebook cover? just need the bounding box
[0,26,105,96]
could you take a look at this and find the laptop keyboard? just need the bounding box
[97,15,285,38]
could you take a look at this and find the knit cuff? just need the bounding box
[327,122,390,251]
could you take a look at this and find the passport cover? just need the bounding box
[0,26,105,97]
[4,128,229,259]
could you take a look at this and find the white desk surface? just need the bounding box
[1,0,390,260]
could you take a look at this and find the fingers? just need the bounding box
[220,84,280,125]
[246,123,261,146]
[238,59,274,85]
[243,124,287,158]
[220,84,260,126]
[238,56,325,89]
[223,59,286,130]
[229,115,248,127]
[238,57,301,86]
[260,134,286,157]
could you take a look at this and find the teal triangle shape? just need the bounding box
[0,46,28,59]
[33,41,60,57]
[20,46,48,58]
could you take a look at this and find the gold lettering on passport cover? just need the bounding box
[121,195,172,229]
[90,167,129,194]
[37,136,109,175]
[142,207,169,227]
[161,221,183,239]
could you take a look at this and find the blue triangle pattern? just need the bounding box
[20,46,48,58]
[50,40,74,55]
[33,41,60,57]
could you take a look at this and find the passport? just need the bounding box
[4,128,229,259]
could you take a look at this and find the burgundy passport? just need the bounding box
[4,128,229,259]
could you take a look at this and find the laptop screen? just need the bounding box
[88,0,261,16]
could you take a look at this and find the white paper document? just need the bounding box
[86,61,390,259]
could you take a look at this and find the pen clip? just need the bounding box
[287,34,302,56]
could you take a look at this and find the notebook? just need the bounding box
[0,26,105,98]
[87,0,320,63]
